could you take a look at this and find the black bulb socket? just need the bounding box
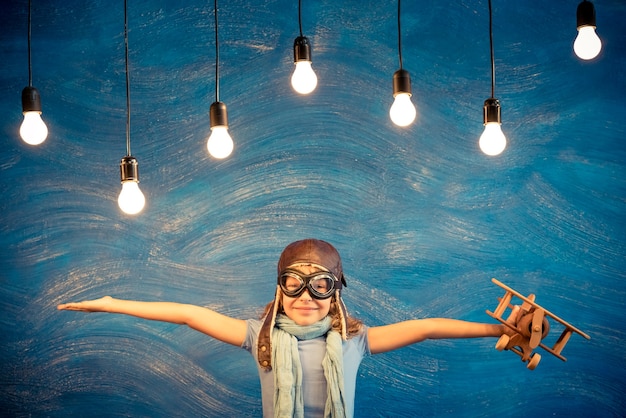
[483,98,501,124]
[210,101,229,128]
[293,36,312,63]
[22,86,42,113]
[120,156,140,183]
[392,69,412,97]
[577,1,596,29]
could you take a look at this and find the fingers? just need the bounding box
[57,296,113,312]
[506,305,521,325]
[496,305,522,336]
[57,302,88,311]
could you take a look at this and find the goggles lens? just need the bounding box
[279,269,337,299]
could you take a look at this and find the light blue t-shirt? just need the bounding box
[242,319,370,418]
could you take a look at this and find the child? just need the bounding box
[58,238,516,418]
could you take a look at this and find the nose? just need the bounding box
[298,289,313,301]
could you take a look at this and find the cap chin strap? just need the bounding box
[335,290,349,341]
[258,286,281,370]
[256,287,349,371]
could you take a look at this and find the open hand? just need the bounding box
[57,296,114,312]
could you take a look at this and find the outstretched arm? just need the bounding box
[368,318,507,354]
[57,296,247,347]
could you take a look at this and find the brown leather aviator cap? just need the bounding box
[277,238,346,287]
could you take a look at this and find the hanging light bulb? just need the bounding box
[116,0,145,215]
[207,101,233,159]
[480,98,507,156]
[290,1,317,95]
[291,36,317,95]
[118,156,145,215]
[20,0,48,146]
[389,0,415,127]
[390,69,416,127]
[478,0,506,156]
[205,0,235,158]
[20,86,48,145]
[573,0,602,60]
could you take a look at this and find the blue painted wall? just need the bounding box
[1,0,624,416]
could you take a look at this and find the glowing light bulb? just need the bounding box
[479,122,507,156]
[390,93,416,127]
[574,1,602,61]
[20,86,48,145]
[480,98,506,156]
[291,61,318,95]
[291,36,317,95]
[390,69,416,127]
[20,111,48,145]
[207,101,234,159]
[207,126,234,159]
[118,181,145,215]
[118,156,145,215]
[574,26,602,60]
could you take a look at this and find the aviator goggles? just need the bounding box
[278,268,339,300]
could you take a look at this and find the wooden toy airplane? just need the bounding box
[486,278,590,370]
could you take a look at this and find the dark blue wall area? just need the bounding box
[1,1,625,416]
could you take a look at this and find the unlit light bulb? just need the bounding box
[574,26,602,60]
[207,126,234,159]
[479,122,507,156]
[118,181,145,215]
[390,93,416,127]
[20,111,48,145]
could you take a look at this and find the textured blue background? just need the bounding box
[1,0,625,417]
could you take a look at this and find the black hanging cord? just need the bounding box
[27,0,32,86]
[298,0,303,37]
[397,0,403,69]
[488,0,495,98]
[124,0,132,156]
[214,0,220,102]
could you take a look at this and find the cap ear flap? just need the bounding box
[258,286,281,370]
[335,291,349,341]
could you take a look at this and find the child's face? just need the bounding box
[281,264,332,326]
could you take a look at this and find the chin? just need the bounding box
[294,317,320,326]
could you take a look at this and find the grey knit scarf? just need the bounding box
[272,314,346,418]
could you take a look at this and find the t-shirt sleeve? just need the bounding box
[351,325,371,357]
[241,318,262,353]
